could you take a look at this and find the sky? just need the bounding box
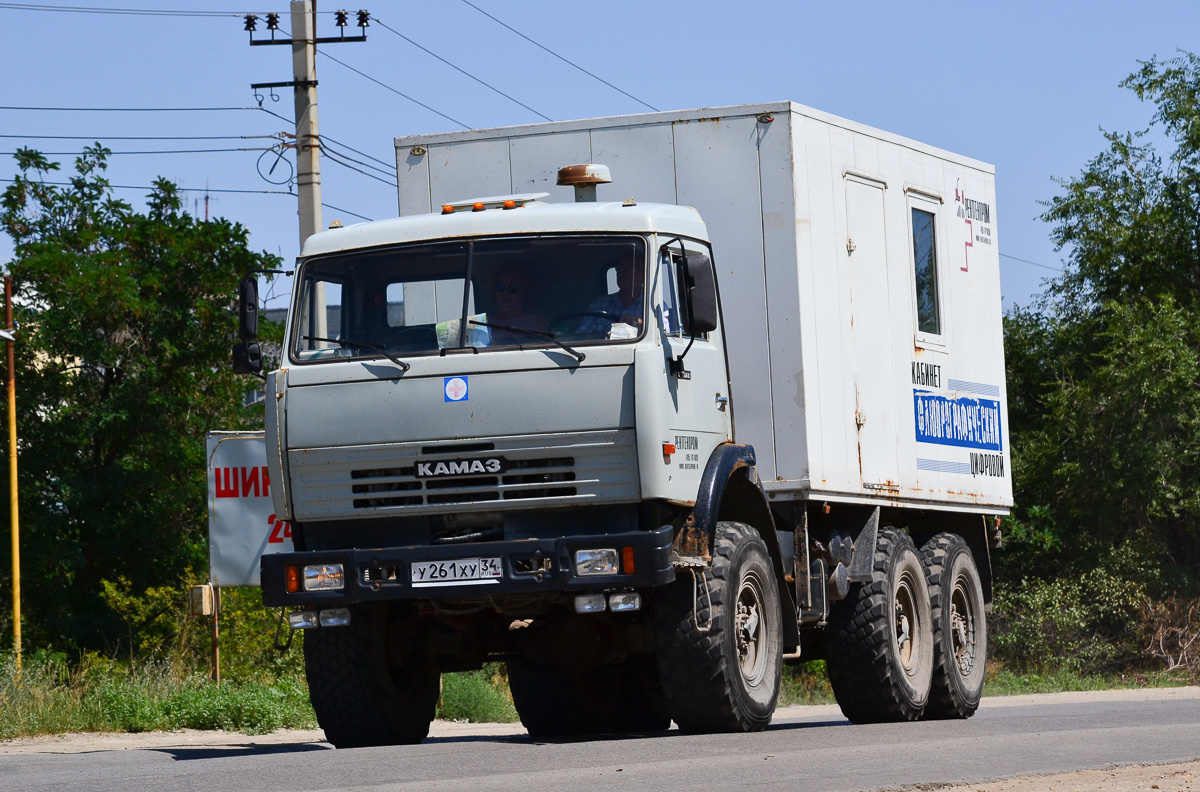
[0,0,1197,311]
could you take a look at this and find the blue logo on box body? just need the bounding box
[914,390,1002,452]
[444,377,468,402]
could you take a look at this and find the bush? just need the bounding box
[1141,596,1200,681]
[437,664,518,723]
[779,660,834,705]
[991,568,1148,675]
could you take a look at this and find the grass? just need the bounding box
[3,651,1194,740]
[983,665,1195,696]
[0,653,316,739]
[776,659,1197,709]
[0,652,520,739]
[437,664,519,723]
[779,660,836,706]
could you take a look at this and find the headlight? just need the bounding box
[608,592,642,612]
[574,549,618,576]
[574,593,607,614]
[304,563,345,591]
[319,607,351,627]
[287,610,319,630]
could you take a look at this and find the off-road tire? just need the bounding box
[920,533,987,719]
[656,520,782,733]
[826,527,933,723]
[507,655,670,737]
[303,603,440,748]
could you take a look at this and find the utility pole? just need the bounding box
[246,3,367,247]
[291,1,322,246]
[246,4,367,342]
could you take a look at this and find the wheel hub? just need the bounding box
[894,575,920,674]
[950,577,976,675]
[735,572,768,685]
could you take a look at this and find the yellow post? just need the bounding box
[5,276,19,671]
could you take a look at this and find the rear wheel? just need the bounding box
[303,603,440,748]
[656,521,782,733]
[507,655,669,737]
[920,533,987,719]
[826,527,933,723]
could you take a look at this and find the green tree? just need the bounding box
[0,146,279,653]
[1001,51,1200,587]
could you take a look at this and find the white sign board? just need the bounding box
[206,431,294,586]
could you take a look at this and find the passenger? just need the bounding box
[488,263,547,345]
[577,252,645,336]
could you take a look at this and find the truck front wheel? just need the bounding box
[303,603,440,748]
[920,533,987,719]
[656,520,782,733]
[826,527,933,723]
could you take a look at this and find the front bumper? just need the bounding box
[260,524,675,607]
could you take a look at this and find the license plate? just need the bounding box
[410,557,503,587]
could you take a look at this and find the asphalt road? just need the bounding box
[3,690,1199,792]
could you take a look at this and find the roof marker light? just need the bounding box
[472,202,486,212]
[503,199,516,209]
[442,204,455,214]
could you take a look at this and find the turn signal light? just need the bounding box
[622,546,636,574]
[285,565,300,594]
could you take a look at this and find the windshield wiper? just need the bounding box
[302,335,411,372]
[468,320,585,363]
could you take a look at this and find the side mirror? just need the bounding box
[238,276,259,341]
[680,252,718,335]
[232,341,263,375]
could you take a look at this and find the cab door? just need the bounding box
[657,239,732,481]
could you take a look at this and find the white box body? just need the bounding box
[394,102,1011,514]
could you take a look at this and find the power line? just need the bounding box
[456,0,658,113]
[319,139,395,178]
[318,49,470,130]
[0,3,258,16]
[1,147,273,156]
[1000,252,1062,272]
[0,104,256,112]
[371,16,552,123]
[1,104,407,178]
[0,177,292,195]
[0,133,282,141]
[322,202,372,222]
[319,133,392,170]
[319,143,397,187]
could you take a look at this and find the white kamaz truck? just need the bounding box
[233,102,1011,748]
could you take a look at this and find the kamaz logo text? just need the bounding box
[415,457,505,478]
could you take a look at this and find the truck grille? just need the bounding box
[289,430,638,520]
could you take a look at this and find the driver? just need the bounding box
[576,252,645,335]
[488,263,547,345]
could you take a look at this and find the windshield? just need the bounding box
[291,235,647,362]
